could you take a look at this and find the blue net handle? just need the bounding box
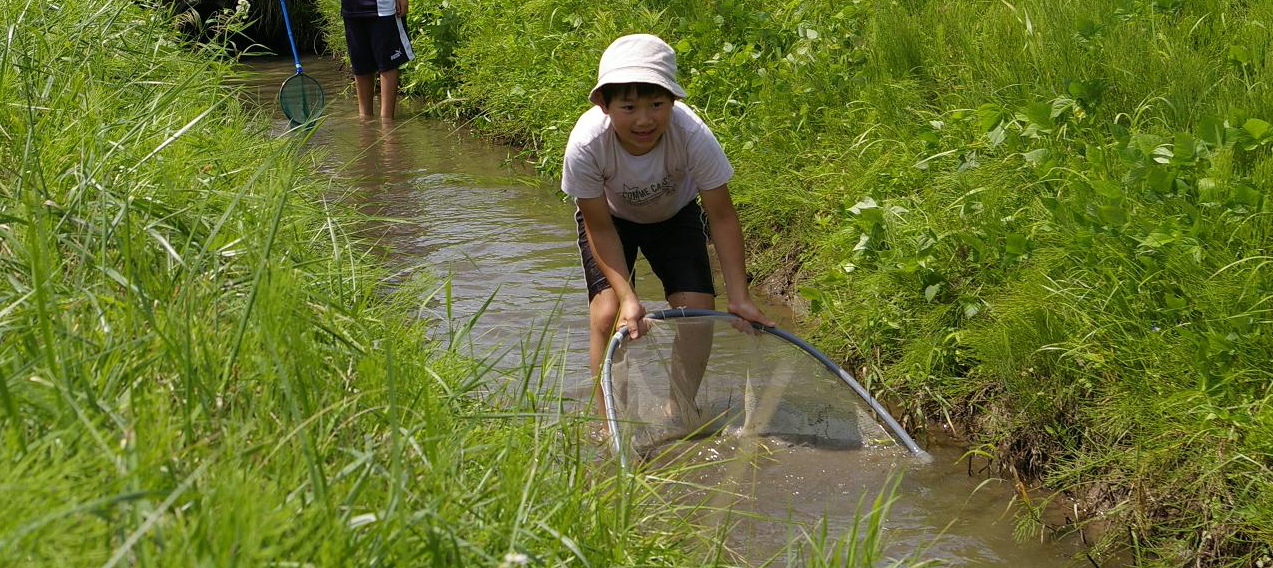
[278,0,303,75]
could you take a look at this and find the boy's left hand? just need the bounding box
[396,0,408,16]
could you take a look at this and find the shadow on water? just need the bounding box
[234,54,1098,567]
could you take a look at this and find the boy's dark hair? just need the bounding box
[597,82,677,106]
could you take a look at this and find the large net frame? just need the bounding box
[600,308,929,468]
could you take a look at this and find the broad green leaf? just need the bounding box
[1171,132,1196,163]
[1228,44,1252,65]
[853,233,872,252]
[1198,116,1225,146]
[977,103,1005,132]
[1005,234,1028,255]
[854,206,884,229]
[798,286,825,312]
[963,302,981,318]
[1234,184,1262,207]
[1050,97,1075,119]
[1146,168,1175,195]
[1093,179,1123,199]
[1022,148,1049,165]
[958,233,986,256]
[1098,205,1127,226]
[987,124,1006,147]
[1023,101,1053,128]
[1243,118,1270,140]
[797,286,824,301]
[848,196,878,214]
[1138,232,1175,248]
[924,283,942,302]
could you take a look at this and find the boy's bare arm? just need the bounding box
[699,185,776,327]
[578,197,649,338]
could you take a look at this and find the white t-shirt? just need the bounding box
[561,101,733,224]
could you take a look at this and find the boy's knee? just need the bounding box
[591,304,618,327]
[589,292,619,330]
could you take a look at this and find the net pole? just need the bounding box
[277,0,303,76]
[602,308,931,462]
[600,328,629,468]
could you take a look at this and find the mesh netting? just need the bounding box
[278,73,325,124]
[603,312,919,462]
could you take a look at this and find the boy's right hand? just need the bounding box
[620,296,648,340]
[728,298,775,334]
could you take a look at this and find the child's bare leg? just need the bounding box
[354,73,376,118]
[666,291,714,423]
[378,68,400,119]
[588,289,620,420]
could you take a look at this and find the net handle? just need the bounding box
[600,308,931,466]
[277,0,303,75]
[599,327,630,467]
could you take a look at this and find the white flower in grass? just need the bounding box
[499,552,529,567]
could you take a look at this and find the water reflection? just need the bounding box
[322,116,591,379]
[351,118,405,183]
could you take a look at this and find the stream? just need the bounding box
[236,54,1095,567]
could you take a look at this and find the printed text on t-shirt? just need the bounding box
[622,176,675,206]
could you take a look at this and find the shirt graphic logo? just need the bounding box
[621,176,675,206]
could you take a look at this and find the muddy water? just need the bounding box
[237,55,1092,567]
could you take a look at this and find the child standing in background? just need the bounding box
[340,0,413,119]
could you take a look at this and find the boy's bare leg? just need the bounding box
[666,291,714,427]
[588,288,620,421]
[378,68,400,119]
[353,73,376,118]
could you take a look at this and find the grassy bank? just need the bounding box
[0,1,836,565]
[348,0,1273,564]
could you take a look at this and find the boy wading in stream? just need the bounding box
[340,0,414,119]
[562,34,774,435]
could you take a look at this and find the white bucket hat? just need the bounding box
[588,34,688,106]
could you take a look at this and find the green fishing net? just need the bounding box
[278,73,324,125]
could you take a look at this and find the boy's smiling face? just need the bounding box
[601,90,673,156]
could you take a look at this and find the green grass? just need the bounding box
[353,0,1273,564]
[0,0,939,566]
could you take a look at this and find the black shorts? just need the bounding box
[577,201,716,301]
[343,16,414,75]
